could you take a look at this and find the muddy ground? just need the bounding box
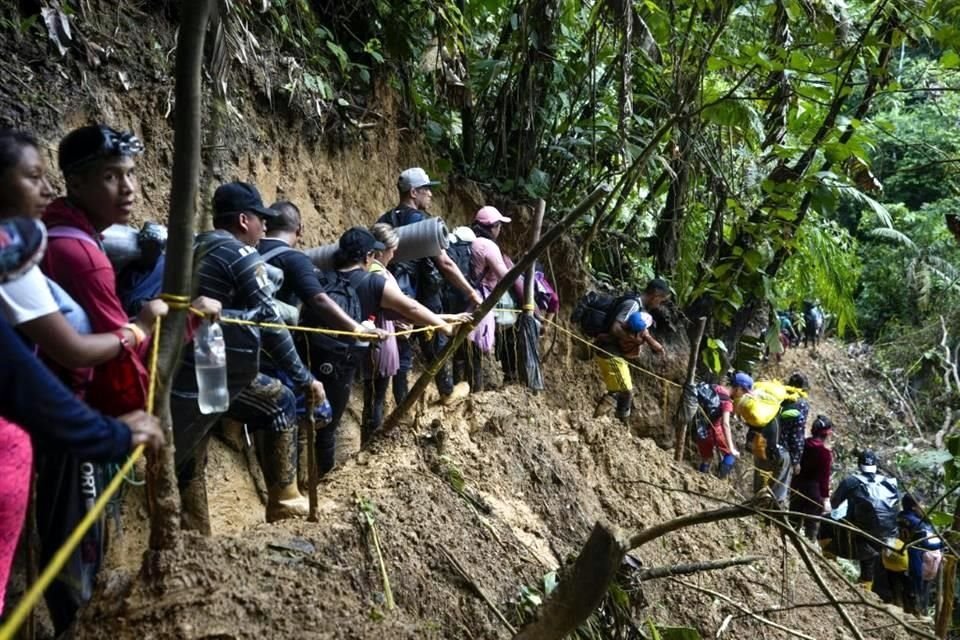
[70,340,927,640]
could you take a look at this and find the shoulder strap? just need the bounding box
[260,245,294,264]
[47,226,101,250]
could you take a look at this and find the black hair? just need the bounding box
[332,247,364,269]
[268,200,301,233]
[645,278,671,296]
[811,415,833,435]
[58,125,107,176]
[787,372,809,389]
[0,128,39,174]
[213,213,242,231]
[471,221,497,241]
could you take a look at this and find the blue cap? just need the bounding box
[731,372,754,390]
[626,311,648,333]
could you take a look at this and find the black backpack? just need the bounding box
[442,239,475,313]
[691,382,723,441]
[305,269,367,326]
[571,291,639,337]
[848,474,900,541]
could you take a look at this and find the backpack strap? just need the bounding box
[259,244,294,264]
[47,226,102,251]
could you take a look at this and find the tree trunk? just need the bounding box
[147,0,214,553]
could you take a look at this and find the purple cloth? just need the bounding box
[371,264,400,376]
[468,285,497,353]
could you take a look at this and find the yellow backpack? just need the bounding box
[736,380,807,428]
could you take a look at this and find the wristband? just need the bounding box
[124,322,146,347]
[114,329,132,349]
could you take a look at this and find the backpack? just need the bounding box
[442,239,474,313]
[848,474,900,540]
[571,291,639,338]
[692,383,727,442]
[313,269,367,325]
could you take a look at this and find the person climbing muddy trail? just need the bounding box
[2,0,960,639]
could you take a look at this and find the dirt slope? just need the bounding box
[76,348,924,640]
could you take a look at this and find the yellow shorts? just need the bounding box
[595,356,632,393]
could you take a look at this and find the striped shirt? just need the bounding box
[194,230,313,388]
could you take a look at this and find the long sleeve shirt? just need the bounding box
[1,317,131,461]
[195,230,313,388]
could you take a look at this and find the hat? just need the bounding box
[213,182,277,219]
[626,310,654,333]
[474,205,512,225]
[731,372,754,391]
[858,450,878,474]
[398,167,441,192]
[339,227,385,257]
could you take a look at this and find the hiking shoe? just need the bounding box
[0,217,46,283]
[441,381,470,406]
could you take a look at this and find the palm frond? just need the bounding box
[867,226,919,252]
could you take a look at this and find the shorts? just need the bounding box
[595,356,631,393]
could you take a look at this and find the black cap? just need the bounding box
[339,227,385,257]
[212,182,277,219]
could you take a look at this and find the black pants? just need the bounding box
[395,331,453,401]
[453,341,483,392]
[497,324,519,382]
[308,347,360,476]
[362,373,390,445]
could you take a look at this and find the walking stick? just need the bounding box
[306,402,319,523]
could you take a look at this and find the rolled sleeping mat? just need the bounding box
[391,216,450,263]
[304,243,339,271]
[305,217,451,270]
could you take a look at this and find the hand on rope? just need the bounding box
[0,315,167,640]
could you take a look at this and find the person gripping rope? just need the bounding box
[790,415,834,540]
[171,182,324,532]
[589,279,670,423]
[378,167,481,406]
[692,382,739,477]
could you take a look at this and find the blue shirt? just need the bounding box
[1,318,131,461]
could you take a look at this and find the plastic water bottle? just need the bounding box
[355,317,377,348]
[195,319,229,414]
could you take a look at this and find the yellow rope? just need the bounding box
[0,318,163,640]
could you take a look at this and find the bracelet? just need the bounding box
[124,322,146,347]
[114,329,131,349]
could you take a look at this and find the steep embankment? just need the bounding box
[75,347,922,640]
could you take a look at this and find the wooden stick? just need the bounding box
[438,543,515,635]
[674,316,707,461]
[306,413,318,522]
[524,199,546,314]
[636,555,763,581]
[357,496,395,611]
[672,579,815,640]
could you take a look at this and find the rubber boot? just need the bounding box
[698,462,711,473]
[261,429,309,523]
[441,381,470,406]
[179,436,212,535]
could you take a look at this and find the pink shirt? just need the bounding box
[469,237,509,291]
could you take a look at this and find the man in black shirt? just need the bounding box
[378,167,480,405]
[171,182,324,532]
